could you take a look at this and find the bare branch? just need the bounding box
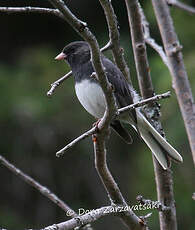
[125,0,154,100]
[100,41,113,52]
[0,154,77,216]
[167,0,195,14]
[153,164,179,230]
[140,213,152,221]
[152,0,195,166]
[0,6,64,18]
[47,71,72,97]
[44,206,117,230]
[136,195,170,212]
[118,91,170,115]
[56,126,96,157]
[98,0,131,83]
[0,206,113,230]
[125,1,179,230]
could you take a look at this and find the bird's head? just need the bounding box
[55,41,91,68]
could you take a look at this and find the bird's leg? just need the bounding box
[92,119,101,143]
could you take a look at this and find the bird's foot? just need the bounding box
[93,119,101,133]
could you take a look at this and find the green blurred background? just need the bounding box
[0,0,194,229]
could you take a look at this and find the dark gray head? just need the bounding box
[55,41,91,68]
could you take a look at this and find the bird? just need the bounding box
[55,41,183,170]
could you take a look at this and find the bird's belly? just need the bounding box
[75,79,106,118]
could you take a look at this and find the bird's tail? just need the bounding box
[136,110,183,170]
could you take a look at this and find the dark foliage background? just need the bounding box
[0,0,194,229]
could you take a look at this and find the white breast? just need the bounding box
[75,79,106,119]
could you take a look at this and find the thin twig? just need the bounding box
[44,206,115,230]
[136,195,170,212]
[139,213,153,225]
[167,0,195,14]
[0,6,64,18]
[47,71,72,97]
[0,206,113,230]
[56,126,96,157]
[0,154,77,216]
[98,0,131,83]
[118,91,170,115]
[100,41,113,52]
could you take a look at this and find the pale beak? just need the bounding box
[55,52,67,60]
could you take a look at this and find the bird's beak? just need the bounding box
[55,52,67,60]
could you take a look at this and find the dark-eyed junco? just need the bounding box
[55,41,183,169]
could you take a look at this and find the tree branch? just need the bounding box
[125,0,154,100]
[0,6,64,18]
[44,205,124,230]
[167,0,195,14]
[136,195,170,212]
[153,164,178,230]
[56,126,96,157]
[125,1,179,230]
[0,154,77,216]
[47,71,72,97]
[152,0,195,166]
[98,0,132,83]
[118,91,170,115]
[0,206,113,230]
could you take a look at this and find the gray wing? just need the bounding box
[102,56,137,124]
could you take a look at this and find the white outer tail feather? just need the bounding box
[136,110,183,170]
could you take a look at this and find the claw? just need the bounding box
[93,119,101,133]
